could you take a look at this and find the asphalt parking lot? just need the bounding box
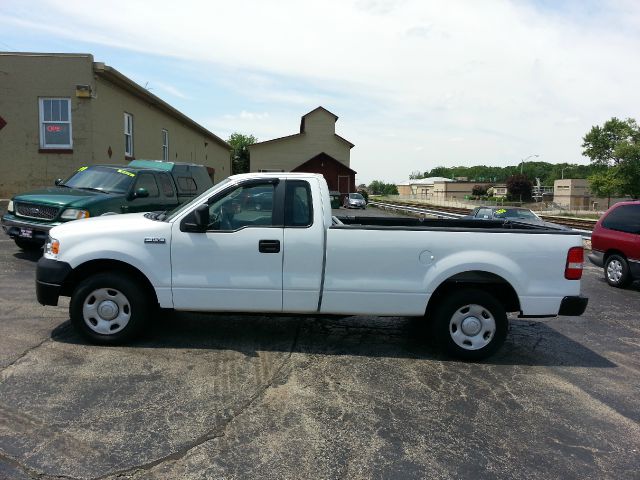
[1,210,639,480]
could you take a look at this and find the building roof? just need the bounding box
[397,177,453,186]
[250,106,354,149]
[93,62,231,150]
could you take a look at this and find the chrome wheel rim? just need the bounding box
[606,259,623,283]
[449,304,496,350]
[82,288,131,335]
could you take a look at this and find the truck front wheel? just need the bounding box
[70,272,149,344]
[433,289,508,360]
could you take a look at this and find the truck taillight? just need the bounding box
[565,247,584,280]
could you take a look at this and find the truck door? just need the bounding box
[170,179,285,312]
[124,173,166,213]
[282,179,325,312]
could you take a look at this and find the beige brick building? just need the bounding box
[249,107,356,193]
[0,52,231,197]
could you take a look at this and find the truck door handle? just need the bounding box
[259,240,280,253]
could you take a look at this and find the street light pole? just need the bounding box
[520,154,539,174]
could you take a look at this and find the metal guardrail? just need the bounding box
[369,201,592,239]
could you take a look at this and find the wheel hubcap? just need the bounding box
[82,288,131,335]
[607,260,622,282]
[449,304,496,351]
[461,316,482,336]
[98,300,119,320]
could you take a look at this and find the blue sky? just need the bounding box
[2,0,639,184]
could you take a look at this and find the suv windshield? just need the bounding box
[62,166,135,194]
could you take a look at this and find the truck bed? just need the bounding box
[333,215,580,233]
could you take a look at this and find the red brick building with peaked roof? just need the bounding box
[248,107,356,194]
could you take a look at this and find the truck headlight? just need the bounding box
[44,236,60,257]
[7,200,14,213]
[61,209,90,220]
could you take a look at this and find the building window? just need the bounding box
[39,98,72,149]
[162,129,169,161]
[124,112,134,157]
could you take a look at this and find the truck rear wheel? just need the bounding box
[70,272,149,344]
[433,289,507,360]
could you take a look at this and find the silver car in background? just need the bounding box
[344,192,367,209]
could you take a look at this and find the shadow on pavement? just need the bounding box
[51,311,616,369]
[12,250,42,262]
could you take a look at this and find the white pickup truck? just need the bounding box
[36,172,588,360]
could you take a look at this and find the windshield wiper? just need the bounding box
[144,210,167,221]
[77,187,108,193]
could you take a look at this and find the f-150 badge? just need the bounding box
[144,237,166,244]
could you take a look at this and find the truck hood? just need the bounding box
[12,187,112,208]
[50,212,166,239]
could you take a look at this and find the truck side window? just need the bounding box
[477,208,492,219]
[157,173,176,198]
[135,174,159,197]
[207,183,275,231]
[177,177,197,194]
[285,181,312,227]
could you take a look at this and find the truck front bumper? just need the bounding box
[558,295,589,316]
[36,257,72,306]
[2,214,59,244]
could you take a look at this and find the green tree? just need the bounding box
[588,169,624,208]
[615,144,640,199]
[582,117,640,166]
[368,180,398,195]
[472,185,488,196]
[506,174,532,202]
[582,117,640,199]
[228,132,257,174]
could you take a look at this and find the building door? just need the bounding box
[338,175,351,194]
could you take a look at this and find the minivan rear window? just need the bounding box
[602,204,640,234]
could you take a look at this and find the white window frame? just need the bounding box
[39,98,72,149]
[124,112,134,157]
[162,128,169,161]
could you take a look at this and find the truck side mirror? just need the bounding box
[54,178,63,186]
[132,187,149,199]
[193,204,209,230]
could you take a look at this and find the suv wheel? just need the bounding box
[605,254,632,288]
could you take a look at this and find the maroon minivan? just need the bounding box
[588,201,640,287]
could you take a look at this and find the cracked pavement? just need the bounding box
[0,214,639,479]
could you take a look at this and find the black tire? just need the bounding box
[14,238,42,251]
[432,288,508,360]
[69,272,150,344]
[604,254,632,288]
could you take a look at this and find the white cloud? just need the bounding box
[151,82,191,100]
[2,0,639,183]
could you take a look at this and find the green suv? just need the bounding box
[2,160,213,250]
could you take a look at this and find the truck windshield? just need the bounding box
[62,166,135,194]
[164,178,232,221]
